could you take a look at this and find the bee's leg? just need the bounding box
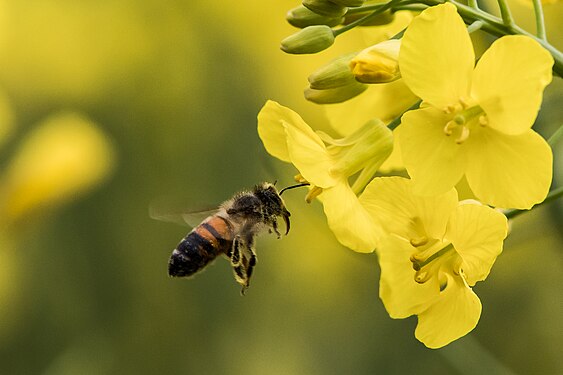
[271,218,282,239]
[230,236,242,266]
[231,236,249,294]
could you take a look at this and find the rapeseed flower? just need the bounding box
[399,3,553,209]
[258,100,393,251]
[361,177,508,348]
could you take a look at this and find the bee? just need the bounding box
[152,182,307,294]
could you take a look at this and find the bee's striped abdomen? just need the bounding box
[168,215,233,277]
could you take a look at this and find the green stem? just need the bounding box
[496,0,515,27]
[333,0,405,36]
[504,186,563,219]
[531,0,547,40]
[548,124,563,147]
[467,0,479,9]
[387,100,422,130]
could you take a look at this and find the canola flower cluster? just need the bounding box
[258,2,560,348]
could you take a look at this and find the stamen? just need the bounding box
[459,97,470,109]
[443,121,457,136]
[443,105,456,114]
[410,236,428,247]
[479,114,488,126]
[294,174,308,184]
[414,269,432,284]
[305,186,323,203]
[455,126,470,144]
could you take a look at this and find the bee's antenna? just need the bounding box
[279,182,310,195]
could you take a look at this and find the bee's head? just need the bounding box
[254,182,291,234]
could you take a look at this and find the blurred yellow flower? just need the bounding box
[399,3,553,209]
[258,100,393,252]
[360,177,508,348]
[0,112,115,222]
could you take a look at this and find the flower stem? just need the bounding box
[333,0,405,36]
[387,100,422,130]
[496,0,515,27]
[504,186,563,219]
[548,124,563,147]
[531,0,547,40]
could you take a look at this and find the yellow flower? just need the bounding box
[398,3,553,209]
[258,100,393,252]
[0,112,115,223]
[360,177,508,348]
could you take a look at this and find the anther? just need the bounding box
[294,174,308,183]
[455,126,470,144]
[414,269,432,284]
[410,236,428,247]
[443,121,457,136]
[443,105,456,114]
[479,115,488,126]
[305,186,323,203]
[459,97,470,109]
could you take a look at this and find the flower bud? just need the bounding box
[308,53,358,89]
[350,39,401,83]
[302,0,348,18]
[304,81,367,104]
[281,25,335,54]
[330,0,365,7]
[329,118,393,177]
[286,5,343,28]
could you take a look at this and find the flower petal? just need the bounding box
[378,235,440,318]
[361,177,458,241]
[399,3,474,109]
[400,107,468,196]
[284,122,337,188]
[471,35,553,135]
[324,81,418,136]
[415,273,482,349]
[319,181,380,252]
[257,100,309,162]
[465,128,552,209]
[447,204,508,285]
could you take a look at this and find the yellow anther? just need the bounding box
[443,105,456,114]
[305,186,323,203]
[294,174,308,183]
[410,236,428,247]
[479,114,488,126]
[459,97,470,109]
[443,121,457,136]
[455,126,470,144]
[414,269,432,284]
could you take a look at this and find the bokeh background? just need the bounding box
[0,0,561,374]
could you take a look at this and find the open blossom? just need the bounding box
[360,177,508,348]
[398,3,553,209]
[258,100,393,252]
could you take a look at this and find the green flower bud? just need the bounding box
[281,25,335,54]
[308,52,358,89]
[330,0,365,7]
[304,81,367,104]
[343,9,395,26]
[302,0,348,18]
[286,5,343,28]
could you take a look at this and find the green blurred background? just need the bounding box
[0,1,561,374]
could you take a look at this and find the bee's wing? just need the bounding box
[149,204,220,228]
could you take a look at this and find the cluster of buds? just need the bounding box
[281,0,401,104]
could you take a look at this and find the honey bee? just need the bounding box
[152,182,307,294]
